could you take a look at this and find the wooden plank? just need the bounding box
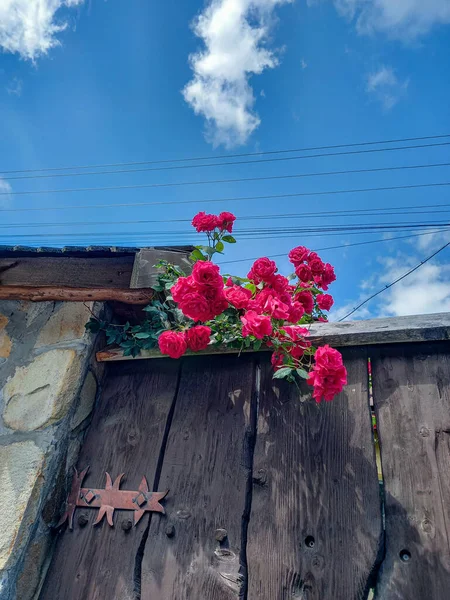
[247,348,383,599]
[130,249,192,289]
[308,313,450,348]
[372,342,450,599]
[0,256,134,288]
[140,353,257,600]
[39,359,181,600]
[95,313,450,362]
[0,285,153,303]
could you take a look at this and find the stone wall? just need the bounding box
[0,301,103,600]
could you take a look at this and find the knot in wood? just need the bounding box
[122,518,133,531]
[77,513,89,527]
[165,524,175,538]
[215,528,228,542]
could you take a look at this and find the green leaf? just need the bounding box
[222,235,236,243]
[215,241,224,253]
[296,368,309,380]
[190,248,207,262]
[244,337,251,348]
[273,367,294,379]
[253,339,262,351]
[143,306,160,314]
[134,332,152,339]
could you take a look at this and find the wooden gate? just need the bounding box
[39,340,450,599]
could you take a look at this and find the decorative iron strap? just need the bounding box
[57,467,168,529]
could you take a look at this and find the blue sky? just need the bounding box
[1,0,450,319]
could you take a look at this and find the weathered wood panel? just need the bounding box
[96,313,450,362]
[130,249,192,289]
[247,348,383,599]
[0,256,134,288]
[372,342,450,599]
[141,354,257,600]
[0,285,153,303]
[40,359,181,600]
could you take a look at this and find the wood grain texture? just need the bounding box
[140,354,257,600]
[0,285,153,303]
[39,359,180,600]
[0,256,134,288]
[96,313,450,362]
[372,342,450,599]
[247,348,383,600]
[130,249,192,289]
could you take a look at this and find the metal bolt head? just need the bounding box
[78,513,89,527]
[122,518,133,532]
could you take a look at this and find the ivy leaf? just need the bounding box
[222,235,236,243]
[296,368,309,380]
[273,367,294,379]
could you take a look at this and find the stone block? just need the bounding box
[0,314,11,359]
[0,441,45,570]
[35,302,93,348]
[3,349,83,431]
[71,371,97,430]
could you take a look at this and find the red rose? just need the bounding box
[322,263,336,286]
[158,331,187,359]
[186,325,211,351]
[295,291,314,314]
[218,211,236,233]
[307,345,347,402]
[316,293,334,311]
[271,351,285,371]
[179,292,211,322]
[192,211,219,232]
[318,316,328,322]
[288,246,309,266]
[192,261,223,289]
[225,285,252,309]
[210,293,229,318]
[248,257,277,283]
[261,295,290,320]
[280,325,309,342]
[241,310,273,339]
[309,257,325,275]
[171,276,196,303]
[269,274,289,292]
[288,301,305,323]
[295,264,312,283]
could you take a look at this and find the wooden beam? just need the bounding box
[96,313,450,362]
[0,286,153,304]
[0,256,135,289]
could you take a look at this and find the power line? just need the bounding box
[4,205,450,230]
[3,141,450,181]
[1,224,448,243]
[338,241,450,321]
[2,133,450,175]
[219,229,450,264]
[1,163,450,199]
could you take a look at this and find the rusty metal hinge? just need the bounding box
[57,467,168,530]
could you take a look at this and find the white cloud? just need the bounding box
[376,255,450,316]
[6,76,22,96]
[183,0,292,148]
[334,0,450,40]
[300,58,308,69]
[0,178,12,208]
[366,65,408,110]
[0,0,84,61]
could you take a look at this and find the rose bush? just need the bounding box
[86,211,347,402]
